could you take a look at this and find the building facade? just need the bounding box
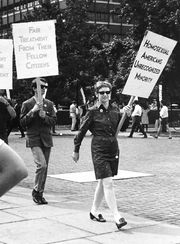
[87,0,133,40]
[0,0,133,39]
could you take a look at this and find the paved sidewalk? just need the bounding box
[1,186,180,244]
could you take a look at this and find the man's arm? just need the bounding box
[0,96,16,119]
[39,101,57,127]
[20,101,40,128]
[6,104,16,119]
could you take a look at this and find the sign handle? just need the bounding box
[36,77,42,104]
[6,89,11,100]
[115,96,135,137]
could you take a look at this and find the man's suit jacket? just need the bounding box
[20,97,57,148]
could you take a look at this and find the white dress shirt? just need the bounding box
[132,104,142,117]
[160,105,168,118]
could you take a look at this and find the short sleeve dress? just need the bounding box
[74,103,121,179]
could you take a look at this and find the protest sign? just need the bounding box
[116,31,177,136]
[122,31,177,98]
[0,39,13,89]
[12,20,59,79]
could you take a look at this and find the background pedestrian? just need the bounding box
[141,102,150,133]
[128,100,147,138]
[69,100,77,131]
[155,100,172,139]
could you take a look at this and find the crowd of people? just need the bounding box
[0,77,174,231]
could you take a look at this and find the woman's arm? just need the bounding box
[72,110,93,162]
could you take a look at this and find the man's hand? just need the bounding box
[72,152,79,163]
[123,105,132,116]
[0,96,9,106]
[31,103,40,113]
[39,110,46,118]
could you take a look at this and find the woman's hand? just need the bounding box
[72,152,79,163]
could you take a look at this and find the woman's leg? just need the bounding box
[0,142,28,197]
[156,121,162,137]
[102,177,121,223]
[91,179,104,216]
[166,124,172,138]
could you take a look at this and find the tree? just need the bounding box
[119,0,180,104]
[13,0,108,106]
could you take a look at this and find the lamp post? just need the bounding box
[94,0,96,24]
[118,9,124,38]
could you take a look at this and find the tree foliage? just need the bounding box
[12,0,108,105]
[117,0,180,103]
[11,0,180,105]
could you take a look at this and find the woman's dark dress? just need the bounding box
[74,103,121,179]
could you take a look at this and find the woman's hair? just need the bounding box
[94,80,112,93]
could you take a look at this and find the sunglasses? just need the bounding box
[33,85,48,89]
[40,85,48,89]
[98,91,111,95]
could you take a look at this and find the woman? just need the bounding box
[141,102,150,133]
[0,138,28,197]
[72,80,129,230]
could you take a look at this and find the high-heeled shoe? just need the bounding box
[90,212,106,222]
[116,217,127,230]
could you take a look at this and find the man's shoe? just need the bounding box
[154,135,158,139]
[32,189,38,197]
[143,135,147,138]
[32,189,40,204]
[33,195,48,205]
[116,217,127,230]
[32,190,48,204]
[169,137,172,139]
[90,212,106,222]
[128,135,132,138]
[39,196,48,204]
[33,195,41,204]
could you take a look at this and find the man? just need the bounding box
[128,100,147,138]
[69,100,77,131]
[155,100,172,139]
[20,78,57,204]
[0,90,16,144]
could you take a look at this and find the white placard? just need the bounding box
[12,20,59,79]
[0,39,13,89]
[122,31,177,98]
